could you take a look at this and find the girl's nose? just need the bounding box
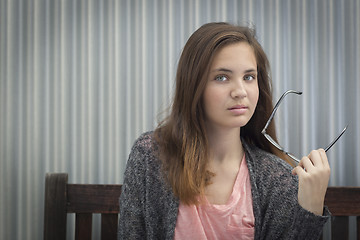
[230,79,247,99]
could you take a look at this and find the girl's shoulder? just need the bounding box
[133,131,155,148]
[124,131,164,186]
[130,131,160,155]
[126,131,158,168]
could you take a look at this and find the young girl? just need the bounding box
[118,22,330,240]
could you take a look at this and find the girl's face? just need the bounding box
[203,42,259,131]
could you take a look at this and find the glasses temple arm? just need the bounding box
[263,132,301,163]
[262,90,303,132]
[261,90,303,164]
[324,125,348,152]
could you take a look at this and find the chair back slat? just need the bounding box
[75,213,92,240]
[101,213,119,240]
[357,217,360,240]
[330,216,349,240]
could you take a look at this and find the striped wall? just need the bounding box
[1,0,359,239]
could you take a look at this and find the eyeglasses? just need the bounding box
[261,90,348,164]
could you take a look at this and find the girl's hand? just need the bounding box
[291,149,330,216]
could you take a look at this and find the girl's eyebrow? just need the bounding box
[212,68,233,73]
[244,69,257,73]
[212,68,257,73]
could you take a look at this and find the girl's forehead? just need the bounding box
[209,43,257,70]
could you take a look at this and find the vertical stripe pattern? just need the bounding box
[0,0,359,239]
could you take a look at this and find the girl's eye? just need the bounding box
[215,75,228,82]
[244,75,256,81]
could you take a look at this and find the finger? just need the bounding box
[300,156,315,172]
[308,150,323,167]
[292,165,306,176]
[318,148,329,167]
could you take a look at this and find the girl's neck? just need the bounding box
[206,127,244,164]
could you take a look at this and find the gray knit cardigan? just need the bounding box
[118,132,329,239]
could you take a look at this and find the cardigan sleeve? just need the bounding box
[290,204,330,239]
[243,142,330,240]
[259,165,330,240]
[118,138,148,239]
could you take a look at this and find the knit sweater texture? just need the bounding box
[118,131,329,239]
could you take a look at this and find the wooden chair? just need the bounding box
[323,187,360,240]
[43,173,122,240]
[43,173,360,240]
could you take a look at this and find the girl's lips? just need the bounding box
[228,105,248,115]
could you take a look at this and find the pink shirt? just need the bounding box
[174,155,255,240]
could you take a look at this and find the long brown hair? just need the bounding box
[155,22,286,205]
